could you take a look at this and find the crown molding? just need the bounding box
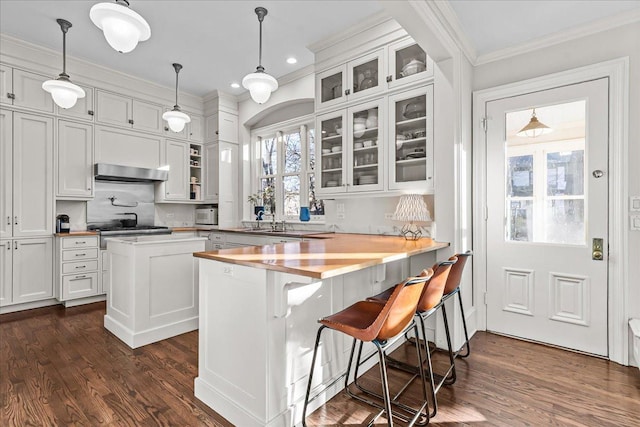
[429,0,477,64]
[0,33,203,112]
[475,8,640,66]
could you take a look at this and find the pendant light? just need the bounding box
[242,7,278,104]
[42,19,86,109]
[517,108,552,138]
[162,63,191,133]
[90,0,150,53]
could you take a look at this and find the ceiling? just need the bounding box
[1,1,638,98]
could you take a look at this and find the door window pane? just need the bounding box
[508,155,534,197]
[507,200,533,241]
[544,199,585,244]
[547,150,584,196]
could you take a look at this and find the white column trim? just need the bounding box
[472,57,630,365]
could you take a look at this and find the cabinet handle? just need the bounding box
[164,126,169,131]
[74,275,87,279]
[6,216,9,225]
[75,253,86,257]
[386,75,392,83]
[14,241,17,250]
[87,187,91,191]
[88,110,94,116]
[345,89,351,96]
[75,242,86,245]
[75,265,86,269]
[128,119,134,125]
[14,216,17,225]
[215,131,219,135]
[7,93,15,100]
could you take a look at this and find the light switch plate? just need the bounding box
[631,197,640,212]
[631,215,640,231]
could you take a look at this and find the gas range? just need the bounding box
[88,224,172,249]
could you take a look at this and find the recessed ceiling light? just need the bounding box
[286,57,297,64]
[230,82,240,89]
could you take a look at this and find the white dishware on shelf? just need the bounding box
[354,142,364,149]
[322,148,331,154]
[331,146,341,153]
[363,140,374,147]
[353,123,366,138]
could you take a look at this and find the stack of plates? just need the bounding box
[326,180,338,187]
[359,174,376,185]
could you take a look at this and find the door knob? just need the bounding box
[592,238,604,261]
[592,170,604,178]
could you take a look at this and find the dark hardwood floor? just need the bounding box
[1,302,639,426]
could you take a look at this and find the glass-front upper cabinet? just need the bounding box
[316,110,347,194]
[388,85,434,192]
[315,49,384,111]
[387,38,433,89]
[347,98,384,193]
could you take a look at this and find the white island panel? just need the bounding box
[104,235,206,348]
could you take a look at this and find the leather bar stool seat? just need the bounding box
[302,273,433,427]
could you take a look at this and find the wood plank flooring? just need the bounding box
[1,302,639,426]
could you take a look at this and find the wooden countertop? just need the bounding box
[55,231,98,237]
[194,233,449,279]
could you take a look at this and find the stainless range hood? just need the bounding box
[94,163,168,182]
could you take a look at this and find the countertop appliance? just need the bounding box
[56,214,70,233]
[88,224,172,249]
[196,208,218,225]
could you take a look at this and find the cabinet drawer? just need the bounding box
[62,272,98,300]
[62,260,99,274]
[62,236,98,249]
[62,248,98,261]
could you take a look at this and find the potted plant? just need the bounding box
[247,191,265,220]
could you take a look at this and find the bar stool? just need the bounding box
[302,273,432,427]
[441,250,473,360]
[361,258,458,418]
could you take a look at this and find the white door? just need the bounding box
[0,109,12,239]
[0,240,12,306]
[486,78,609,356]
[13,237,53,304]
[57,120,94,198]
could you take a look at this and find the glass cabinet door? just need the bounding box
[388,85,434,192]
[315,64,347,111]
[348,50,384,101]
[347,99,384,192]
[388,38,433,89]
[316,111,347,194]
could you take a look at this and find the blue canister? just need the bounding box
[299,207,310,222]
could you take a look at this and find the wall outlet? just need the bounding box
[384,213,393,220]
[336,203,345,213]
[223,266,233,276]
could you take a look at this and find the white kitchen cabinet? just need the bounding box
[315,49,384,111]
[55,235,100,303]
[388,85,434,192]
[1,67,54,113]
[387,38,433,90]
[203,142,219,202]
[2,237,54,306]
[188,114,204,142]
[96,90,163,134]
[8,112,54,237]
[94,125,162,169]
[57,83,95,121]
[205,111,238,143]
[316,98,384,195]
[0,240,11,306]
[157,139,189,201]
[57,120,94,199]
[0,109,12,239]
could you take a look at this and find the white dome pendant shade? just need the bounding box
[162,63,191,133]
[90,0,150,53]
[42,19,85,109]
[242,7,278,104]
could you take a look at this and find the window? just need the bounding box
[253,117,324,220]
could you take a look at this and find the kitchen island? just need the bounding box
[104,234,206,349]
[193,234,449,427]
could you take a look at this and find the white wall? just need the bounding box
[473,22,640,365]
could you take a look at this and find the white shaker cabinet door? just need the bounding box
[0,240,12,306]
[57,84,94,121]
[96,90,132,127]
[12,113,53,237]
[57,120,94,199]
[133,100,163,134]
[0,109,12,239]
[12,69,54,113]
[0,65,12,106]
[188,114,204,142]
[13,237,53,304]
[161,139,189,201]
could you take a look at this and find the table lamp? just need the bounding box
[392,194,432,240]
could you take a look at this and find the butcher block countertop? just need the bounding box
[193,233,449,279]
[54,231,98,237]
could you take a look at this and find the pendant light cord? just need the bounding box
[57,19,72,79]
[175,70,179,108]
[255,7,267,73]
[258,16,263,69]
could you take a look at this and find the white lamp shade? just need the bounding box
[42,79,85,109]
[392,194,432,222]
[163,109,191,132]
[242,72,278,104]
[90,2,151,53]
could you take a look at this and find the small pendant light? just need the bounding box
[517,108,552,138]
[162,63,191,133]
[242,7,278,104]
[90,0,150,53]
[42,19,86,109]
